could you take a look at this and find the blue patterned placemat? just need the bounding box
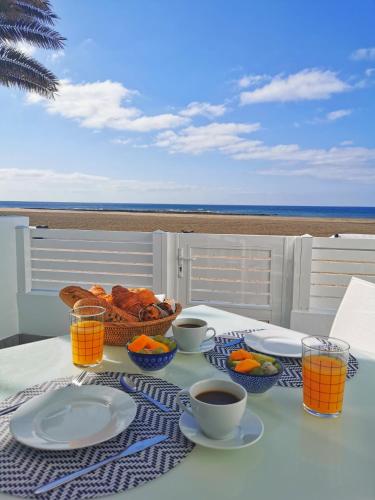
[0,372,194,499]
[204,330,359,388]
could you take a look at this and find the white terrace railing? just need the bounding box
[291,235,375,334]
[28,228,155,291]
[1,216,375,341]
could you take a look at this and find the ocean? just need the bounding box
[1,201,375,219]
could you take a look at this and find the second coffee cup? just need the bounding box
[172,318,216,352]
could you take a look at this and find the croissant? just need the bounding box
[136,288,159,306]
[74,297,139,323]
[89,285,113,304]
[89,285,106,297]
[112,285,143,316]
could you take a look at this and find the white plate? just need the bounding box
[179,408,264,450]
[10,385,137,450]
[244,328,305,358]
[177,339,215,355]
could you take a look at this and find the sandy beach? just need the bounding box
[1,208,375,236]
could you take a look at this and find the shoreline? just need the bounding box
[0,205,374,218]
[1,208,375,236]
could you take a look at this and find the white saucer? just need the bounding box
[179,408,264,450]
[10,385,137,450]
[177,339,215,355]
[244,328,305,358]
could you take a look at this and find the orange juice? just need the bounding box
[302,354,347,415]
[70,320,104,367]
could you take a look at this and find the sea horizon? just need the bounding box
[1,201,375,219]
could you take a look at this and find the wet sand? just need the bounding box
[1,208,375,236]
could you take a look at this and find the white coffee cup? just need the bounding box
[176,378,247,439]
[172,318,216,352]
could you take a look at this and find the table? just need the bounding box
[0,305,374,500]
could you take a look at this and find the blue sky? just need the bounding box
[1,0,375,205]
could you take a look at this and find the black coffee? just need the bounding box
[178,323,201,328]
[195,390,240,405]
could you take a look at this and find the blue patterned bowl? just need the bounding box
[126,344,177,371]
[226,359,284,393]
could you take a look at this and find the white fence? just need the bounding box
[0,217,374,340]
[291,236,375,334]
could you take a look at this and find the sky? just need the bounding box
[1,0,375,206]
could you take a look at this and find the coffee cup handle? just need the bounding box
[176,389,193,416]
[205,327,216,342]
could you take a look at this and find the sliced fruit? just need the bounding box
[128,334,149,352]
[234,359,261,373]
[229,349,254,361]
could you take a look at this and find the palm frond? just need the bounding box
[0,0,53,16]
[0,18,65,49]
[0,71,55,96]
[11,1,58,25]
[0,44,58,96]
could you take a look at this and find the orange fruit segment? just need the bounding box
[128,334,149,352]
[234,359,261,373]
[128,334,169,353]
[229,349,254,361]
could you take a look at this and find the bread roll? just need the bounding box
[59,286,94,308]
[74,297,139,323]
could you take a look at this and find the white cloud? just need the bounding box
[179,101,227,118]
[237,74,270,88]
[326,109,352,121]
[258,165,375,182]
[365,68,375,77]
[351,47,375,61]
[156,122,375,183]
[111,138,132,145]
[27,80,189,132]
[49,50,65,62]
[155,122,261,154]
[340,140,354,146]
[240,69,350,104]
[0,168,196,199]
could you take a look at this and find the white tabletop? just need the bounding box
[0,305,374,500]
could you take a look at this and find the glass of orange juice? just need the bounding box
[70,306,106,368]
[302,336,350,418]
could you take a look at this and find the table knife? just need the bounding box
[34,434,168,495]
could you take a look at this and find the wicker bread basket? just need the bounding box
[59,286,181,346]
[103,303,182,346]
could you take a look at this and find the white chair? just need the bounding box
[330,277,375,354]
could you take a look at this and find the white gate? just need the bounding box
[176,234,292,325]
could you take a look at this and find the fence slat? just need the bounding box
[313,238,375,250]
[191,289,270,306]
[31,249,153,264]
[31,228,152,242]
[31,259,152,275]
[192,247,271,260]
[311,260,375,275]
[192,258,270,271]
[191,267,270,282]
[191,278,270,294]
[312,248,375,263]
[311,272,375,286]
[32,239,153,253]
[32,270,152,286]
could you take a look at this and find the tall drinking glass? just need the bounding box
[302,336,350,418]
[70,306,106,368]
